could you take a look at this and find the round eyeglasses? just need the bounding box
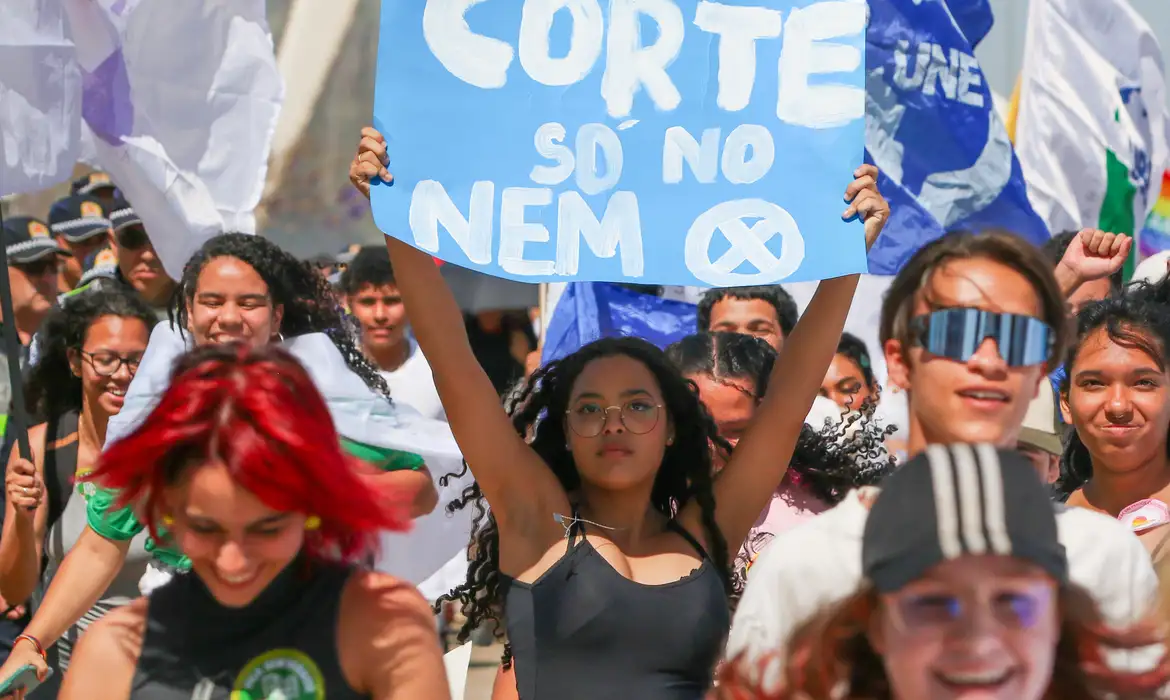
[81,350,142,377]
[565,400,663,438]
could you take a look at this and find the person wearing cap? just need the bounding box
[48,195,114,293]
[69,172,117,208]
[725,231,1158,676]
[106,197,175,317]
[716,445,1169,699]
[1017,388,1063,486]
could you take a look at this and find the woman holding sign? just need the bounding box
[351,127,888,699]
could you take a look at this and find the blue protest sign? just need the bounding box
[371,0,868,288]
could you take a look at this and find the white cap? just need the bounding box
[1018,389,1061,456]
[1131,251,1170,287]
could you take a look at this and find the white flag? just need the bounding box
[1014,0,1170,239]
[0,0,81,196]
[62,0,283,278]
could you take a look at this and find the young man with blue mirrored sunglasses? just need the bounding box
[727,231,1157,683]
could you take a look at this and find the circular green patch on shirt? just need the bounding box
[230,648,325,700]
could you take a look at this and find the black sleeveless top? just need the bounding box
[500,512,730,700]
[130,559,366,699]
[42,410,79,535]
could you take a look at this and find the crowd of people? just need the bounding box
[0,122,1164,699]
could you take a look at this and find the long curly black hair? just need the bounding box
[666,332,896,502]
[665,332,896,590]
[434,336,735,666]
[169,233,393,402]
[27,287,159,423]
[1057,282,1170,496]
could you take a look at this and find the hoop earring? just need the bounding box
[305,515,321,531]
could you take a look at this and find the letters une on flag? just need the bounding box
[370,0,869,289]
[864,0,1049,275]
[1,0,282,279]
[1012,0,1170,276]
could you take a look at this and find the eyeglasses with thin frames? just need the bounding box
[565,400,663,438]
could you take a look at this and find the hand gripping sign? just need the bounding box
[371,0,869,287]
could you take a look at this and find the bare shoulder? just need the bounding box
[337,571,448,699]
[62,597,147,698]
[341,570,435,633]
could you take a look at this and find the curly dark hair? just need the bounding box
[27,287,159,422]
[1057,282,1170,496]
[434,336,735,666]
[665,332,896,590]
[169,233,393,402]
[666,331,896,502]
[697,286,799,337]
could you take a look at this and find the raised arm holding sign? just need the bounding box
[369,0,869,287]
[351,121,887,698]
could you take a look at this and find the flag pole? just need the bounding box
[0,205,31,464]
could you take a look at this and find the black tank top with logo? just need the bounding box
[130,559,366,699]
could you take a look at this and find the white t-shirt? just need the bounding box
[378,340,446,421]
[727,488,1159,672]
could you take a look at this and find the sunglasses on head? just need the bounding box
[116,225,149,251]
[908,308,1054,368]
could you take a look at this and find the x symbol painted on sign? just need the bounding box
[685,199,806,287]
[711,217,786,274]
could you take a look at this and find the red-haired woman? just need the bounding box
[715,446,1168,700]
[38,344,449,700]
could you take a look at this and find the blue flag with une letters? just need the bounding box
[371,0,868,288]
[864,0,1049,274]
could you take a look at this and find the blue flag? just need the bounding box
[542,284,697,365]
[371,0,869,288]
[864,0,1049,274]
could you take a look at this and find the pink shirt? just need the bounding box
[733,474,829,587]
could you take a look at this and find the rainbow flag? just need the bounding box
[1140,171,1170,260]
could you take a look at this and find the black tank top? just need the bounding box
[501,511,730,700]
[130,559,366,700]
[42,410,79,535]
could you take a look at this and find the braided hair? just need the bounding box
[434,337,735,666]
[169,233,393,402]
[665,332,896,505]
[1057,282,1170,496]
[27,287,159,423]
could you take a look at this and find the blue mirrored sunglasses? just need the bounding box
[908,308,1054,368]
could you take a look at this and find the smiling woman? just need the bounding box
[55,344,448,700]
[0,287,157,685]
[715,448,1170,700]
[1058,285,1170,554]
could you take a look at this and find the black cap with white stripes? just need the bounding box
[862,444,1068,593]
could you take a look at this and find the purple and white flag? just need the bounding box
[63,0,283,278]
[0,0,82,196]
